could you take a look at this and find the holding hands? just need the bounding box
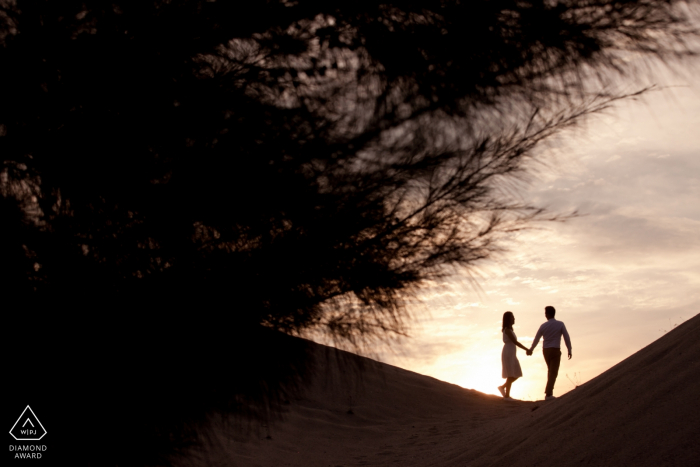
[526,348,533,356]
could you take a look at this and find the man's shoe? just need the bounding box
[545,395,556,401]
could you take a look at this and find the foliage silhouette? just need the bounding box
[1,0,697,465]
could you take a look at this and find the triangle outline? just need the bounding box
[9,405,47,441]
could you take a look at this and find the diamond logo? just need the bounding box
[9,406,47,441]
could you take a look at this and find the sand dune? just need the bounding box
[180,313,700,466]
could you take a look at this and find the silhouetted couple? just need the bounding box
[498,306,572,401]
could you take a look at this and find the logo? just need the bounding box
[9,406,46,441]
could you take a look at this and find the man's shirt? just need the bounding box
[532,318,572,351]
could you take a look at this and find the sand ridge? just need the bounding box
[180,313,700,466]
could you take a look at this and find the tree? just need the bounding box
[1,0,697,464]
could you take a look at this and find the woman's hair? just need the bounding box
[502,311,514,332]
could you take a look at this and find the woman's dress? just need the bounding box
[502,330,523,378]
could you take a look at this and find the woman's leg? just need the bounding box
[497,383,507,397]
[505,377,519,397]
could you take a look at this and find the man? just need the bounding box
[528,306,572,401]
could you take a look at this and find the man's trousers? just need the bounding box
[543,347,562,396]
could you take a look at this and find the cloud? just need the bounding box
[346,70,700,400]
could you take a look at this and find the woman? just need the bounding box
[498,311,530,400]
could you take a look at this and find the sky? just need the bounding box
[317,59,700,401]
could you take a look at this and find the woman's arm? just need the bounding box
[505,328,529,351]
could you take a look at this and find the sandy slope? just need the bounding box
[180,313,700,466]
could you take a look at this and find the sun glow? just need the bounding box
[396,335,551,402]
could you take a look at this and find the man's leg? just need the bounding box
[543,348,562,396]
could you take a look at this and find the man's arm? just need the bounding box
[529,325,543,353]
[562,323,572,359]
